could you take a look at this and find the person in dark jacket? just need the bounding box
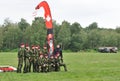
[54,44,67,71]
[54,44,63,63]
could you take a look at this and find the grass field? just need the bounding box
[0,52,120,81]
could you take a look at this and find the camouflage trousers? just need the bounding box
[17,58,23,73]
[60,63,67,71]
[23,58,30,73]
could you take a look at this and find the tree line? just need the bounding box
[0,17,120,52]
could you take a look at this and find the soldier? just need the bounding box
[17,43,25,73]
[54,44,63,63]
[43,54,49,72]
[35,45,40,57]
[54,55,60,72]
[23,44,31,73]
[54,45,67,72]
[49,55,55,72]
[42,45,48,55]
[28,45,34,72]
[31,45,37,72]
[38,53,44,72]
[35,45,40,72]
[59,58,67,72]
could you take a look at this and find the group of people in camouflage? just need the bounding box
[17,43,67,73]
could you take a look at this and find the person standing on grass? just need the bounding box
[31,45,37,72]
[17,43,25,73]
[54,44,63,63]
[23,44,31,73]
[54,44,67,71]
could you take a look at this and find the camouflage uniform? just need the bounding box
[54,55,60,72]
[17,48,25,73]
[35,47,40,72]
[37,54,44,72]
[42,49,48,55]
[42,45,48,54]
[43,55,49,72]
[59,56,67,71]
[42,47,49,71]
[31,48,38,72]
[48,55,55,72]
[23,48,31,73]
[26,45,39,73]
[27,49,32,72]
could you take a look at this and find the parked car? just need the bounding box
[98,47,118,53]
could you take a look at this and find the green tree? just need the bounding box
[3,18,13,32]
[3,24,23,50]
[57,21,71,49]
[53,20,60,45]
[86,29,102,49]
[1,18,120,52]
[0,28,3,50]
[115,27,120,33]
[87,22,98,30]
[116,33,120,49]
[70,34,81,52]
[70,22,82,36]
[18,18,30,32]
[69,29,88,52]
[24,17,46,47]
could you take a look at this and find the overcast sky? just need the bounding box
[0,0,120,29]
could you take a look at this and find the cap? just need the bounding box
[44,44,47,47]
[31,45,35,49]
[25,44,29,48]
[39,54,43,57]
[38,46,40,49]
[20,43,25,47]
[44,54,48,57]
[35,45,40,49]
